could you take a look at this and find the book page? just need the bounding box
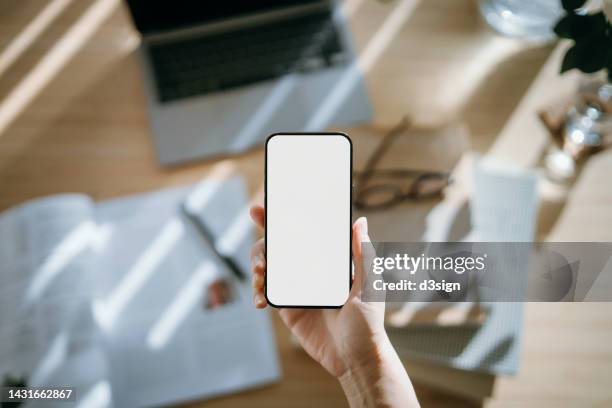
[0,195,112,407]
[93,180,279,407]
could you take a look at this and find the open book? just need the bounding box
[0,178,280,407]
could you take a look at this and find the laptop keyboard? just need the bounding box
[147,11,347,103]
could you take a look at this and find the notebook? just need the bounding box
[0,177,280,407]
[387,157,537,375]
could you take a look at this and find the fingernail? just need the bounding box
[357,217,368,236]
[254,293,265,307]
[251,254,260,269]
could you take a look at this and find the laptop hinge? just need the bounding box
[142,2,330,45]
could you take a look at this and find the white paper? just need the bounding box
[0,195,111,408]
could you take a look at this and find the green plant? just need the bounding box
[554,0,612,81]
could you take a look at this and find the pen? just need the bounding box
[180,203,246,282]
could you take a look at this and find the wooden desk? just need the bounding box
[1,0,610,407]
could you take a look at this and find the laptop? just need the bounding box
[124,0,372,165]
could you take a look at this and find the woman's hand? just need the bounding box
[250,205,384,378]
[249,205,419,407]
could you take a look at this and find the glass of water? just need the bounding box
[479,0,564,42]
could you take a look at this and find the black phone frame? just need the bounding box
[264,132,353,309]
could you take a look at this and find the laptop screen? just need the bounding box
[125,0,324,35]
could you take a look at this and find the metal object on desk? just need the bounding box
[540,82,612,181]
[181,202,247,282]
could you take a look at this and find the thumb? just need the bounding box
[350,217,376,297]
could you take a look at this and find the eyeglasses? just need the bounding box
[353,116,452,210]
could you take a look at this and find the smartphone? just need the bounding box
[265,133,352,308]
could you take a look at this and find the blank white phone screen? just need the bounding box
[266,134,351,307]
